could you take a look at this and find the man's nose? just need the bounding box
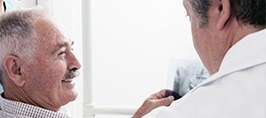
[68,52,81,71]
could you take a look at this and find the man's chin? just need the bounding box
[64,89,78,101]
[62,82,78,99]
[60,91,78,107]
[69,89,78,101]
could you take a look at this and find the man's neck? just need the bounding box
[208,20,261,74]
[3,84,61,112]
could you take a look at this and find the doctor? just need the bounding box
[134,0,266,117]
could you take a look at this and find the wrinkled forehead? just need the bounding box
[53,19,72,41]
[182,0,185,5]
[182,0,189,9]
[34,17,72,45]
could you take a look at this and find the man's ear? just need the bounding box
[3,55,25,87]
[217,0,231,30]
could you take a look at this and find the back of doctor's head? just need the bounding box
[188,0,265,28]
[0,9,45,84]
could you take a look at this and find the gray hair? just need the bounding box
[188,0,266,28]
[188,0,210,28]
[0,9,44,84]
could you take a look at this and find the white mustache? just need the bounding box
[65,70,79,80]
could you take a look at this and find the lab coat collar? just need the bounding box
[191,29,266,92]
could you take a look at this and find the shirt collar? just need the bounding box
[191,29,266,92]
[0,93,71,118]
[219,29,266,73]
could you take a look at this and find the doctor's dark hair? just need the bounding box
[0,10,43,85]
[188,0,266,28]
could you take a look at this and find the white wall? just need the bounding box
[91,0,198,109]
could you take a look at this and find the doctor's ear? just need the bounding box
[217,0,231,30]
[3,54,25,87]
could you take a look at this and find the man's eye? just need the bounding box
[58,51,66,56]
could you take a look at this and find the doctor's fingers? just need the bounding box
[150,89,172,99]
[151,96,174,107]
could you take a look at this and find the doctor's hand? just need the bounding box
[133,89,174,118]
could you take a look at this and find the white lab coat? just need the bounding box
[145,29,266,118]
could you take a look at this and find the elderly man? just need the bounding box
[0,9,81,117]
[134,0,265,117]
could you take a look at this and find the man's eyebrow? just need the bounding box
[71,41,74,46]
[58,42,68,48]
[57,41,75,50]
[51,42,69,55]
